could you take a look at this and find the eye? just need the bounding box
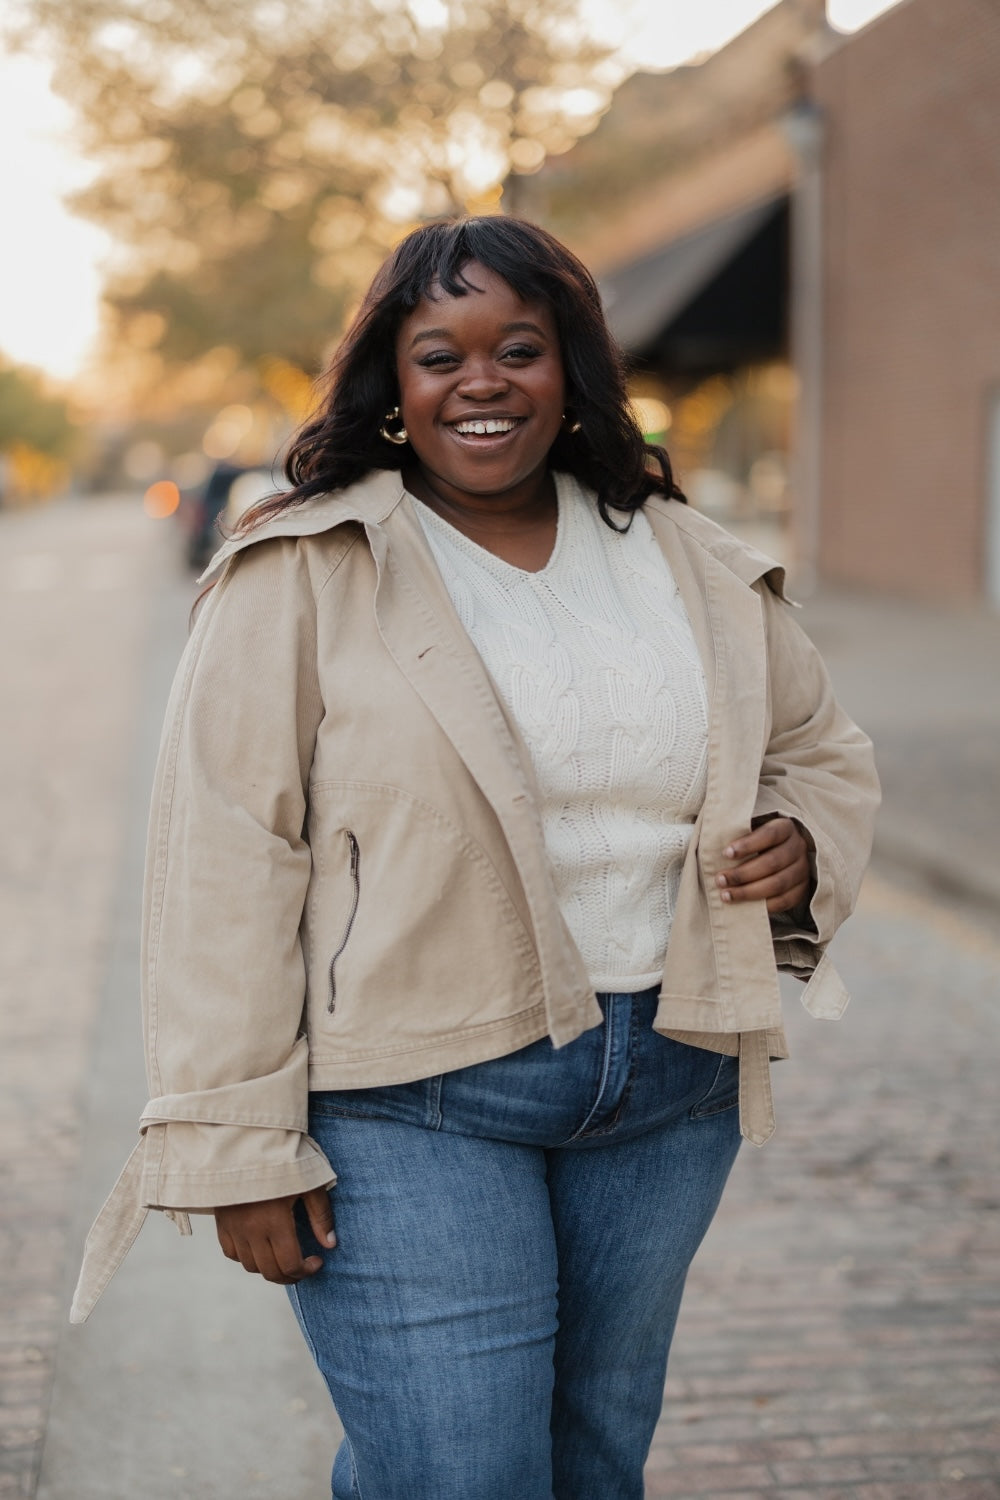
[416,350,459,369]
[501,343,542,362]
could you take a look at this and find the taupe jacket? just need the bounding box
[72,469,879,1322]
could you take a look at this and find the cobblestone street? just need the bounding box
[649,875,1000,1498]
[1,499,998,1498]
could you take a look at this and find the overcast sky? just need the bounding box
[0,0,899,379]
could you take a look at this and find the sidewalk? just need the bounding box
[0,500,335,1500]
[796,586,1000,912]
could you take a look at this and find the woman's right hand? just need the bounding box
[214,1187,336,1285]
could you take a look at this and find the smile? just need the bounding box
[450,418,524,436]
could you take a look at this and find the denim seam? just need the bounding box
[690,1054,740,1119]
[562,996,618,1143]
[310,1098,424,1123]
[309,1075,446,1128]
[348,1440,364,1500]
[287,1284,321,1367]
[575,990,641,1140]
[693,1097,740,1119]
[426,1073,444,1130]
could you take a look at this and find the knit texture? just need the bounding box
[414,474,708,989]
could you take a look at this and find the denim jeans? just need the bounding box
[289,989,741,1500]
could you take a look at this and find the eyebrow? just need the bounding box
[407,320,549,350]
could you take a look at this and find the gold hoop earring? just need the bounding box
[380,406,409,445]
[563,410,582,434]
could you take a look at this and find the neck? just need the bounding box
[406,466,560,573]
[403,465,557,537]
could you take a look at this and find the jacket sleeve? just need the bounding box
[752,582,880,961]
[138,537,334,1211]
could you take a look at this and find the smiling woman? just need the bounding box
[392,265,567,570]
[73,214,879,1500]
[254,216,683,531]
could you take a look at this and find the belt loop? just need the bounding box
[738,1030,776,1146]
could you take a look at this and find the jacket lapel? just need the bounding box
[645,499,782,1032]
[367,497,537,808]
[367,496,595,1037]
[644,498,775,844]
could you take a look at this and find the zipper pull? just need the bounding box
[328,831,361,1014]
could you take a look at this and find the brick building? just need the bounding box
[813,0,1000,603]
[520,0,1000,604]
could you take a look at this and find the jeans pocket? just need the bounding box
[689,1050,740,1119]
[310,1076,442,1129]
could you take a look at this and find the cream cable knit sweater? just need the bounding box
[414,474,709,990]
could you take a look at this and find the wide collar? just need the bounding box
[202,471,790,600]
[642,493,791,602]
[198,467,409,580]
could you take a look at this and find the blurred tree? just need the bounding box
[9,0,617,373]
[0,359,76,456]
[0,358,79,502]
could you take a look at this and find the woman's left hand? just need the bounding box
[716,817,813,916]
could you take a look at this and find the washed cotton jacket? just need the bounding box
[72,469,879,1322]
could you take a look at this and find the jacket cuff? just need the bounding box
[140,1122,336,1210]
[71,1125,335,1324]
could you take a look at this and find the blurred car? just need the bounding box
[185,461,284,571]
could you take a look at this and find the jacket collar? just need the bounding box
[201,469,791,604]
[643,494,792,602]
[198,467,409,581]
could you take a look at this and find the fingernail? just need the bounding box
[720,890,732,902]
[716,873,727,887]
[724,845,735,858]
[325,1232,337,1248]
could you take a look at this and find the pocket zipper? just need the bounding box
[328,831,360,1013]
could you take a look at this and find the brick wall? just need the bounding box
[813,0,1000,600]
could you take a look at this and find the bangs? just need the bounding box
[389,218,586,317]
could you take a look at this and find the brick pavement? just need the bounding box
[0,499,167,1498]
[644,874,1000,1497]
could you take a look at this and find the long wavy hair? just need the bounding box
[245,215,685,532]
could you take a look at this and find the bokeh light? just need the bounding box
[202,404,255,459]
[142,479,181,518]
[630,396,673,440]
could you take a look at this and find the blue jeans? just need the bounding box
[289,990,741,1500]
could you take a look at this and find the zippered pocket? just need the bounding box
[328,830,360,1013]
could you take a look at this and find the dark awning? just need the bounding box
[599,195,788,359]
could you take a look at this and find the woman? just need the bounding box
[74,217,879,1498]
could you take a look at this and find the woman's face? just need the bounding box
[394,262,566,513]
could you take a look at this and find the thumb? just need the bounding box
[303,1186,337,1248]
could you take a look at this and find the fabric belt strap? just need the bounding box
[69,1139,191,1325]
[738,1030,775,1146]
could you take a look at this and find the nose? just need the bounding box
[457,358,508,400]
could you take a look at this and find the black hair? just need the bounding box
[245,215,684,532]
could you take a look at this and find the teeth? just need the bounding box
[453,419,519,435]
